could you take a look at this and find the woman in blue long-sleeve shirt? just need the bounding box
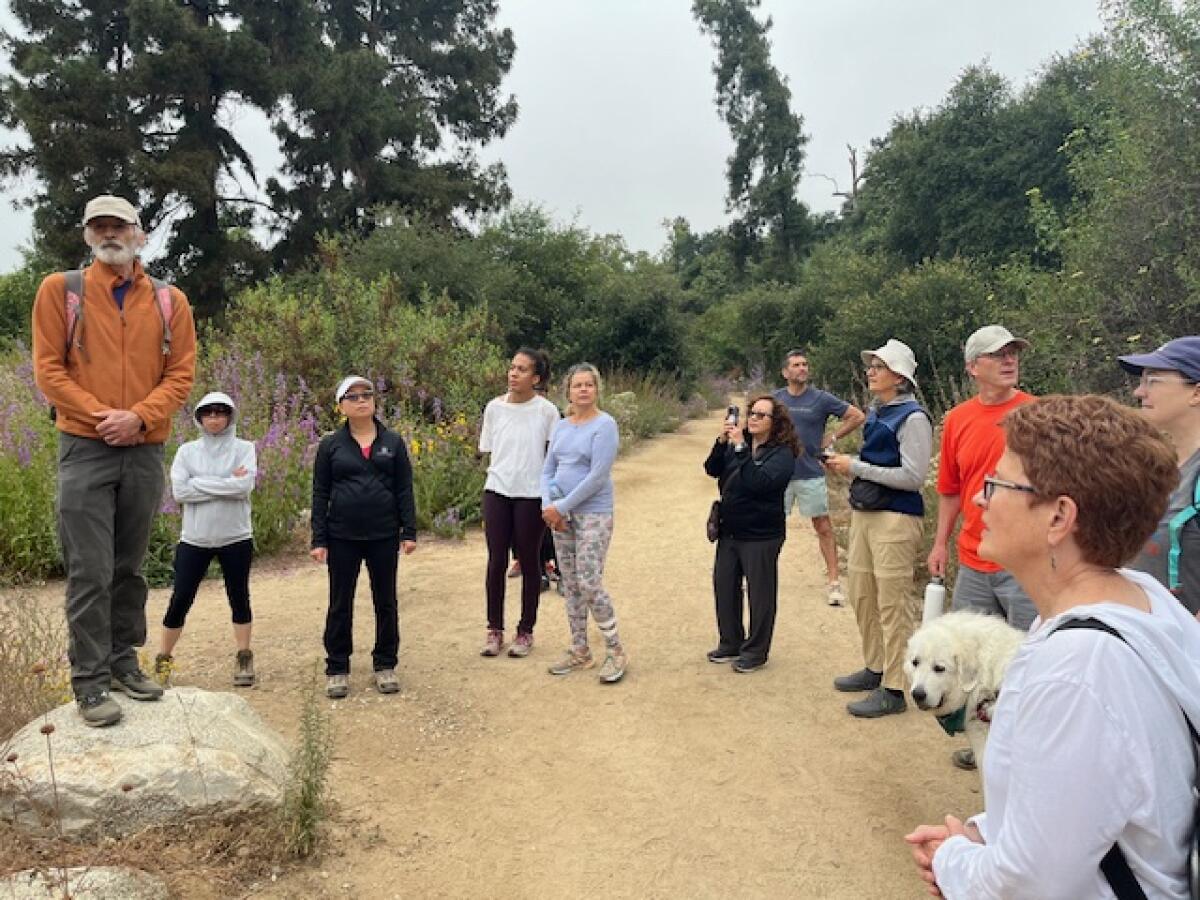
[541,363,628,683]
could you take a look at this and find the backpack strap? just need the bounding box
[1169,475,1200,592]
[62,269,84,361]
[1052,617,1200,900]
[148,276,173,357]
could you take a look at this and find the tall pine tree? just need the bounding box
[693,0,811,276]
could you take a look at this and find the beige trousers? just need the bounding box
[846,509,924,691]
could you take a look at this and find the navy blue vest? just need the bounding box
[860,399,926,516]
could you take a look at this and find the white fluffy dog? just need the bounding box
[904,611,1026,770]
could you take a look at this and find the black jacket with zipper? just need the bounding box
[311,419,417,546]
[704,439,795,541]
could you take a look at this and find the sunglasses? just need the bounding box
[982,474,1037,502]
[747,410,773,420]
[342,391,375,403]
[198,407,231,418]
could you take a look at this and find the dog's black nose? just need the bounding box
[912,687,926,704]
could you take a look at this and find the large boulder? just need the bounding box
[0,867,168,899]
[0,687,288,837]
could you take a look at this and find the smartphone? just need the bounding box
[726,404,740,425]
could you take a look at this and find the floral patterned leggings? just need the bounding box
[551,513,621,652]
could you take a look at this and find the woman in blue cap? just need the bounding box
[1118,336,1200,616]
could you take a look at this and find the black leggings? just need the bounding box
[163,539,254,628]
[483,490,545,634]
[324,536,400,675]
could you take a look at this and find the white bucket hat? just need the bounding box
[860,339,918,388]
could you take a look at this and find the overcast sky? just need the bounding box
[0,0,1103,272]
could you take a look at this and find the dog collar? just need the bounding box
[936,705,967,736]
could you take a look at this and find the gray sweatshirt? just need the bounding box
[171,391,257,548]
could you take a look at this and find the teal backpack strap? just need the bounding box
[62,269,84,360]
[1168,473,1200,592]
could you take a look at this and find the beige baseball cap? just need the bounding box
[964,325,1030,362]
[82,195,140,227]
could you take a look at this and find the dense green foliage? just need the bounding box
[0,0,515,317]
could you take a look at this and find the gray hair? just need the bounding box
[563,362,603,404]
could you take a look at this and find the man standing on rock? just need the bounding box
[32,195,196,727]
[926,324,1035,769]
[773,348,865,606]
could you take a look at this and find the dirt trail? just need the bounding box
[123,408,979,898]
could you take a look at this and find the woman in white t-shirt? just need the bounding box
[906,395,1200,900]
[478,348,561,658]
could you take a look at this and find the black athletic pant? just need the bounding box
[323,536,399,675]
[713,535,785,665]
[483,490,545,634]
[163,538,254,628]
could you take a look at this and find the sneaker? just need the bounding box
[326,673,350,699]
[540,574,551,592]
[153,653,174,687]
[507,560,521,578]
[732,657,766,673]
[826,582,846,607]
[952,748,977,771]
[598,650,627,684]
[233,650,256,687]
[374,668,400,694]
[77,692,122,728]
[706,647,740,664]
[111,668,164,701]
[547,648,594,676]
[480,629,504,657]
[833,667,882,693]
[508,632,534,658]
[847,687,907,718]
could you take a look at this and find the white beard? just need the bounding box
[93,242,138,267]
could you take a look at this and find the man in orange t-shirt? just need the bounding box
[927,325,1035,769]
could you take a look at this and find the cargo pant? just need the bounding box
[846,509,924,692]
[57,433,165,698]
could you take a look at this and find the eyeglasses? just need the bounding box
[982,474,1038,502]
[342,391,375,403]
[979,346,1021,361]
[198,407,231,418]
[865,363,889,373]
[747,410,773,420]
[1137,373,1196,389]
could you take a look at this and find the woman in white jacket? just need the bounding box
[155,391,258,686]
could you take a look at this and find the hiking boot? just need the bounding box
[547,647,594,676]
[732,657,767,673]
[598,650,627,684]
[326,673,350,699]
[833,667,882,693]
[847,687,907,718]
[826,582,846,607]
[153,653,174,687]
[111,668,164,701]
[706,647,740,664]
[77,692,122,728]
[233,650,256,687]
[374,668,400,694]
[952,748,977,771]
[508,632,534,658]
[480,629,504,657]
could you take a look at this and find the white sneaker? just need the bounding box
[826,582,846,607]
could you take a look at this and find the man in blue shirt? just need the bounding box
[773,348,865,605]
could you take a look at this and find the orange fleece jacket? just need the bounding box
[32,259,196,444]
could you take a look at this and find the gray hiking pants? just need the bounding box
[57,433,165,698]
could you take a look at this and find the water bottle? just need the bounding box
[922,576,946,624]
[726,404,746,454]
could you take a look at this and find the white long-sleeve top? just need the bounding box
[171,392,256,548]
[933,569,1200,899]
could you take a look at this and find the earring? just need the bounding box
[1049,549,1058,572]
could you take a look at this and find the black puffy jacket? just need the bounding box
[704,439,795,541]
[311,419,417,546]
